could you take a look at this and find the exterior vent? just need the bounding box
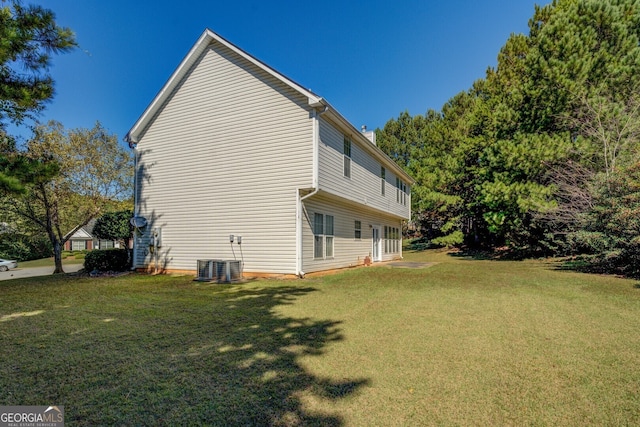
[196,259,243,283]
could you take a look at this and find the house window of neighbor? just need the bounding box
[355,220,362,239]
[381,166,386,196]
[314,213,324,259]
[325,215,334,258]
[343,136,352,178]
[396,177,400,203]
[72,240,85,251]
[100,240,114,249]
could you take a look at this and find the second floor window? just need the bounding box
[343,136,351,178]
[381,167,386,196]
[396,178,407,205]
[403,182,407,206]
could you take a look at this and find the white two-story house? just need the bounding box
[125,29,413,277]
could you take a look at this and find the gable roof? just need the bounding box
[65,218,97,240]
[125,28,414,184]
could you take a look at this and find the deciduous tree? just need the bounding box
[5,121,132,273]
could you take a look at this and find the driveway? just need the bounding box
[0,264,84,281]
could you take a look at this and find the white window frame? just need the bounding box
[403,183,407,206]
[343,136,351,178]
[355,220,362,240]
[381,166,386,196]
[72,240,86,251]
[100,240,114,249]
[384,226,389,253]
[384,226,401,254]
[396,178,407,205]
[314,213,324,259]
[314,213,334,259]
[325,215,334,258]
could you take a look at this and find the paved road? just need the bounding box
[0,264,84,281]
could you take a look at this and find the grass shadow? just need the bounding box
[0,276,368,425]
[544,257,640,289]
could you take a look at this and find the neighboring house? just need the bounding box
[125,29,414,276]
[64,219,118,251]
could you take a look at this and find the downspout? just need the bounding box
[296,104,327,277]
[132,148,138,270]
[127,135,139,271]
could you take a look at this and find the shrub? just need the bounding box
[84,249,130,272]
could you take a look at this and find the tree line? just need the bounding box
[376,0,640,276]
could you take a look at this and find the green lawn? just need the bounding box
[1,250,639,425]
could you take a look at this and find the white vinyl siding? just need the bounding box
[134,41,313,274]
[302,193,403,273]
[318,117,410,219]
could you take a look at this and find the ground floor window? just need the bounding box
[314,213,334,259]
[384,226,400,254]
[314,214,323,258]
[99,240,114,249]
[72,240,86,251]
[325,215,334,258]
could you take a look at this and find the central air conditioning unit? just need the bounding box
[196,259,243,283]
[196,259,219,281]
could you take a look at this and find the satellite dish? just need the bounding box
[130,216,148,228]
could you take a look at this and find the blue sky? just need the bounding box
[15,0,539,143]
